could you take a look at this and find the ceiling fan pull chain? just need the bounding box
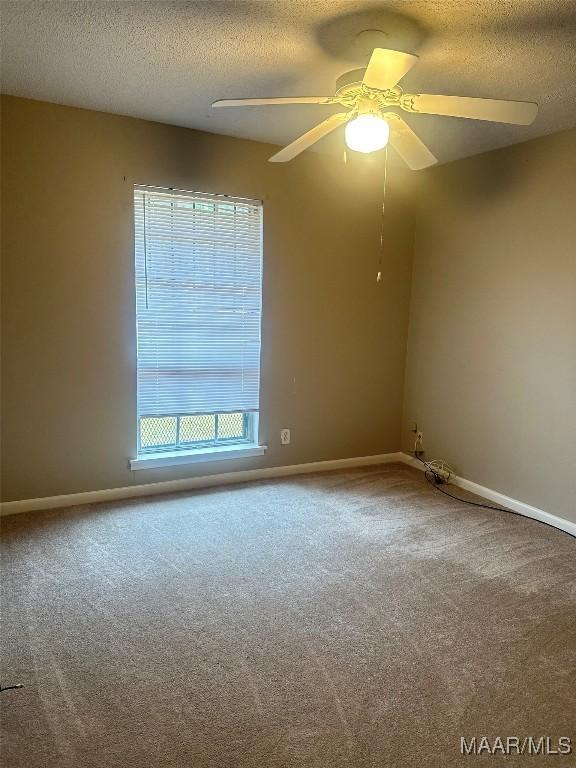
[376,144,389,284]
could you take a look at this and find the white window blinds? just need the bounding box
[134,185,263,419]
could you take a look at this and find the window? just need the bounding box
[131,185,264,469]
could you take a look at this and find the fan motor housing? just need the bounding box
[335,69,404,113]
[335,68,366,96]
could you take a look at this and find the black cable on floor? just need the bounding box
[419,460,576,540]
[0,684,23,693]
[423,469,510,512]
[414,453,511,513]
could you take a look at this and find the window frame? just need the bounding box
[131,184,266,470]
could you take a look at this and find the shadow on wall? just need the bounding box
[424,140,535,203]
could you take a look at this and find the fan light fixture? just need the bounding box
[345,114,390,153]
[213,46,539,168]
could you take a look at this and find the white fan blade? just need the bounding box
[212,97,333,108]
[362,48,418,90]
[410,94,538,125]
[269,113,350,163]
[388,116,437,170]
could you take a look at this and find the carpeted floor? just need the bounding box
[1,463,575,767]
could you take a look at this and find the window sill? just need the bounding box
[130,443,267,471]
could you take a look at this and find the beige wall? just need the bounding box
[403,128,576,523]
[4,96,573,524]
[1,96,415,502]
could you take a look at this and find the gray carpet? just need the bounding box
[1,464,575,767]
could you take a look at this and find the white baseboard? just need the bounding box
[400,453,576,539]
[2,451,574,539]
[0,452,404,517]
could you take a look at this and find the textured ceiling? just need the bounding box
[1,0,576,165]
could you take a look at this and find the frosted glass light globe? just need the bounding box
[345,114,390,153]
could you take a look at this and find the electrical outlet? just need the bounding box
[280,428,291,445]
[413,426,424,458]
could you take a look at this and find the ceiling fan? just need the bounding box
[213,48,538,169]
